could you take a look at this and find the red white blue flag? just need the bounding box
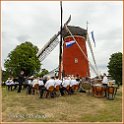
[65,40,76,48]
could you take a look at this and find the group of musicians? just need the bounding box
[5,72,82,98]
[5,77,19,91]
[5,71,25,93]
[5,71,116,99]
[26,75,80,98]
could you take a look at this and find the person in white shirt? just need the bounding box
[70,77,79,94]
[39,78,44,86]
[31,77,39,95]
[28,79,32,85]
[102,73,108,97]
[26,77,33,95]
[5,78,11,85]
[45,76,55,98]
[67,75,71,80]
[5,77,14,91]
[62,77,70,88]
[39,78,45,98]
[102,73,108,85]
[45,77,55,90]
[60,77,71,95]
[32,77,39,87]
[70,77,79,87]
[54,76,62,88]
[54,76,62,97]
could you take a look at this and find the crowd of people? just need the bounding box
[5,77,19,91]
[26,75,81,98]
[4,71,113,99]
[4,72,89,98]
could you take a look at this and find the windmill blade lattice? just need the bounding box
[37,35,60,62]
[37,15,71,62]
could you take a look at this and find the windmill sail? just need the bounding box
[37,15,71,62]
[37,35,59,61]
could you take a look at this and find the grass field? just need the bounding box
[2,86,122,122]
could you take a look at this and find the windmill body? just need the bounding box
[62,26,90,77]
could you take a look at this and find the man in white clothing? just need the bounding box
[102,73,108,85]
[70,77,79,87]
[54,76,62,88]
[39,78,44,86]
[102,73,108,97]
[45,76,55,98]
[62,77,70,88]
[70,77,79,94]
[60,77,71,95]
[32,77,39,87]
[5,77,14,91]
[39,77,45,98]
[31,77,39,95]
[45,77,55,90]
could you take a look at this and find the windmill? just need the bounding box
[37,2,100,79]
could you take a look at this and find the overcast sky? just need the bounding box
[1,1,123,77]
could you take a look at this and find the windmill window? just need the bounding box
[74,58,78,63]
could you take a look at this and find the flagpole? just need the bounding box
[86,21,90,76]
[86,21,89,32]
[86,21,101,78]
[87,34,100,77]
[59,1,63,79]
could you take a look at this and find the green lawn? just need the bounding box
[2,86,122,122]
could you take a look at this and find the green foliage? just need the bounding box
[36,69,49,77]
[4,41,41,77]
[107,52,122,85]
[2,70,9,82]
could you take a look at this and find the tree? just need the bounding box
[4,41,41,77]
[107,52,122,85]
[36,69,49,77]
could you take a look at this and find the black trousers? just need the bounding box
[59,87,65,96]
[103,84,108,97]
[17,83,23,93]
[13,84,18,90]
[26,85,32,94]
[70,87,74,94]
[7,85,12,91]
[59,87,71,96]
[39,86,46,98]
